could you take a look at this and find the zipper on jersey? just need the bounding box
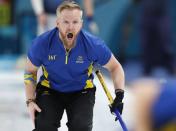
[65,49,70,64]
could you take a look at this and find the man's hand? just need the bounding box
[27,102,41,125]
[86,16,99,35]
[88,21,99,35]
[110,89,124,114]
[38,13,47,27]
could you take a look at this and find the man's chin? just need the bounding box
[64,39,75,48]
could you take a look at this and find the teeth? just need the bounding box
[67,33,73,39]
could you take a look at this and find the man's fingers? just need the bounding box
[31,112,35,123]
[28,109,35,125]
[30,112,35,128]
[34,104,42,112]
[28,102,41,121]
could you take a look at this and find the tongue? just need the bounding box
[67,33,73,39]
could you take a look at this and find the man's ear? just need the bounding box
[80,20,83,28]
[56,19,59,26]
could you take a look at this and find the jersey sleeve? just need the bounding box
[92,38,112,66]
[27,38,44,67]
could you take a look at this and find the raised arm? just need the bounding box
[31,0,47,27]
[83,0,99,34]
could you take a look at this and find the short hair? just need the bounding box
[56,1,83,17]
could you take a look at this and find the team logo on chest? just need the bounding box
[76,56,84,63]
[48,55,57,61]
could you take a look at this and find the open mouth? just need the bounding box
[67,33,73,39]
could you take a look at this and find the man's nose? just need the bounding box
[68,23,73,29]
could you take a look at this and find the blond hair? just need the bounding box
[56,1,83,17]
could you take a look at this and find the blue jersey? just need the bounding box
[152,81,176,129]
[28,28,111,92]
